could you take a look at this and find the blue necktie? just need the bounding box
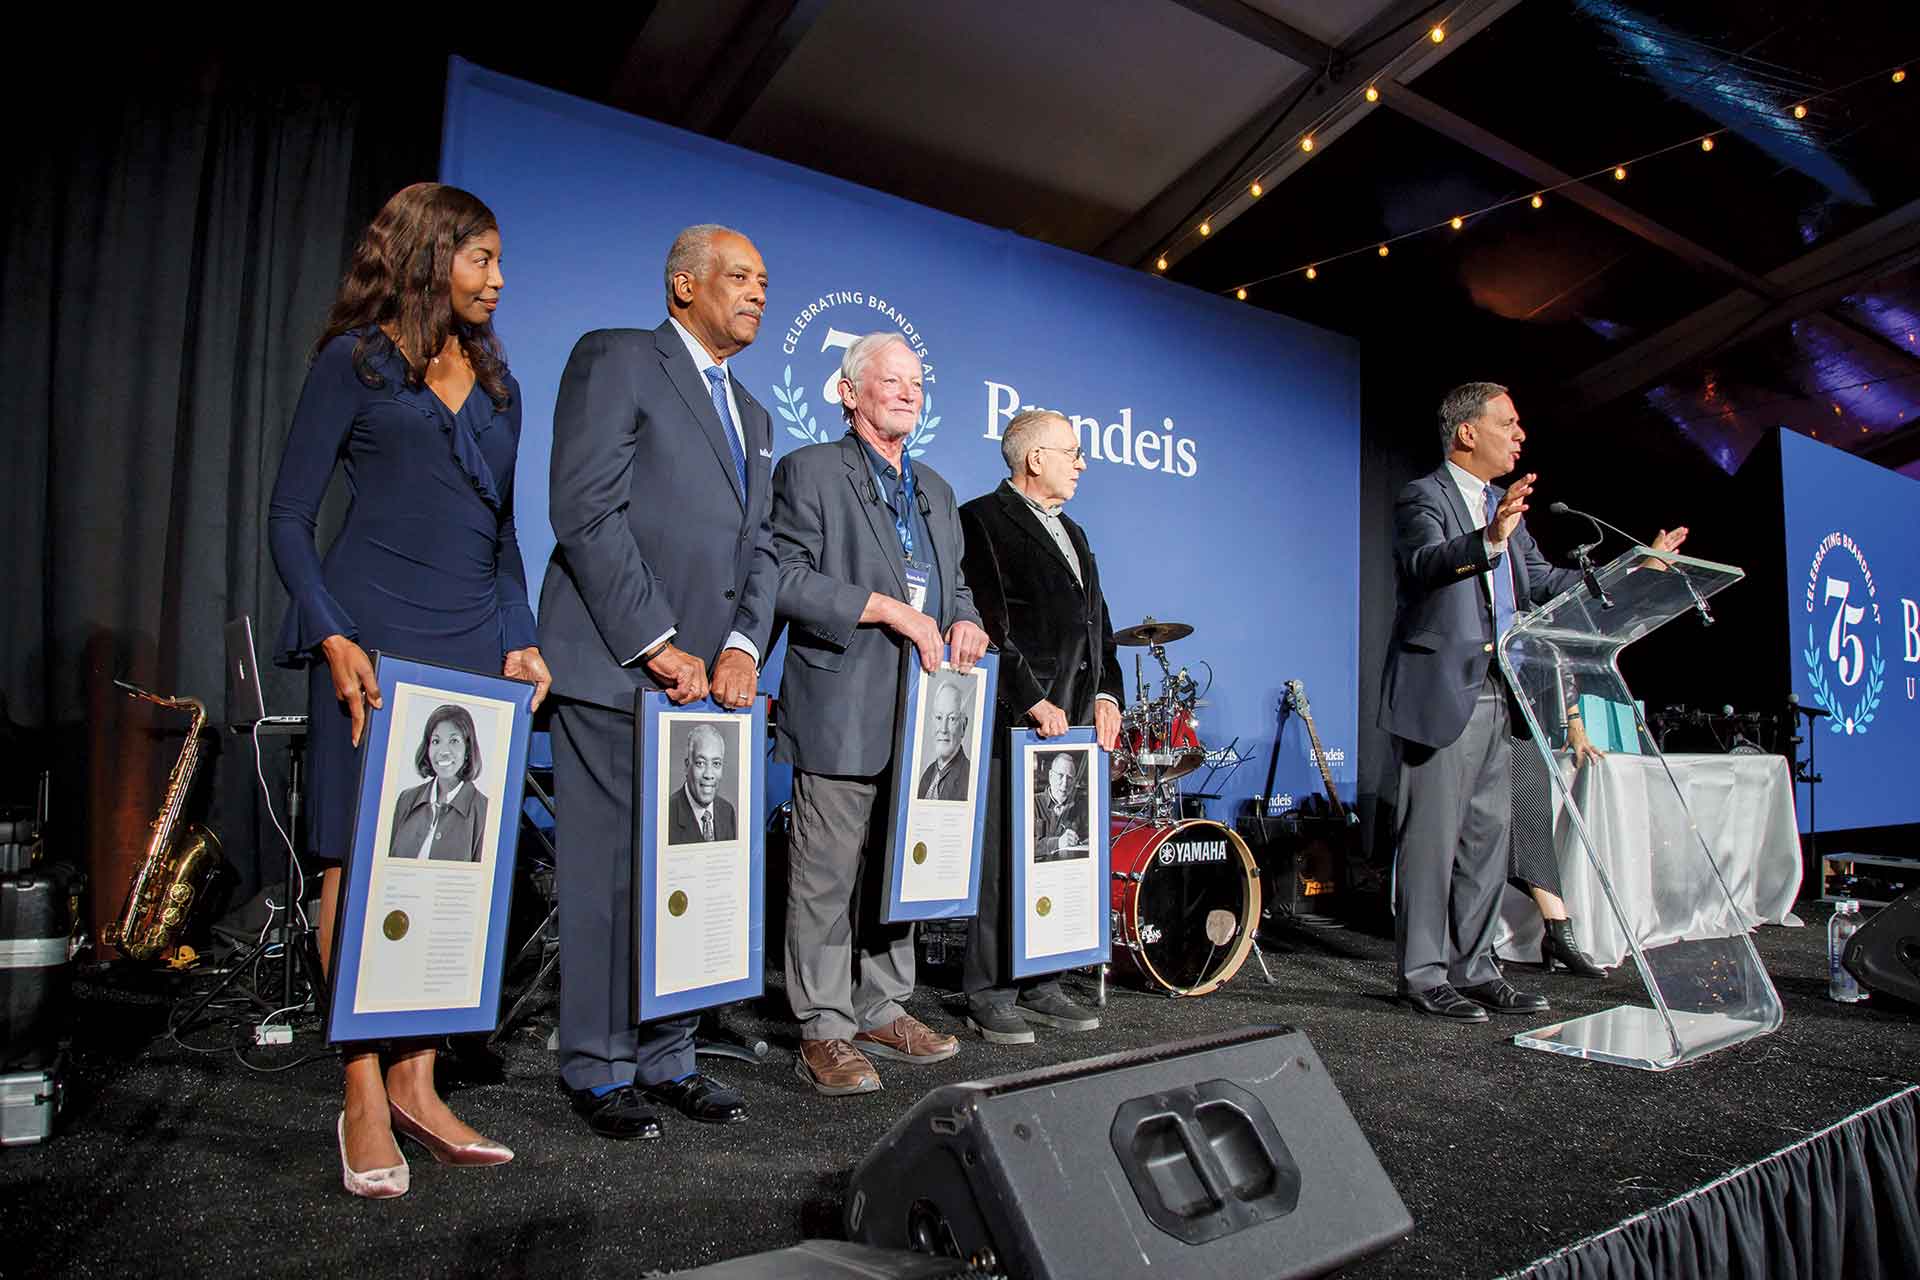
[1484,484,1517,638]
[704,366,749,502]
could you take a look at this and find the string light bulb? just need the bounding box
[1377,244,1390,257]
[1235,287,1248,301]
[1429,25,1445,43]
[1198,221,1211,237]
[1365,85,1379,102]
[1450,215,1464,230]
[1249,180,1264,198]
[1701,136,1715,151]
[1613,165,1627,181]
[1792,103,1808,119]
[1530,193,1544,209]
[1305,265,1318,280]
[1155,256,1168,272]
[1300,136,1314,153]
[1894,69,1907,84]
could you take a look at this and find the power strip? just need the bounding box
[254,1024,293,1046]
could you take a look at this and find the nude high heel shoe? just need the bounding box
[337,1111,410,1199]
[389,1100,514,1166]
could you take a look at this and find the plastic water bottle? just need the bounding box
[1828,901,1865,1003]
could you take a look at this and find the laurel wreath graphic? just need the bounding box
[770,364,940,456]
[1803,623,1885,736]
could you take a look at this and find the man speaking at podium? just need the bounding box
[1379,382,1686,1023]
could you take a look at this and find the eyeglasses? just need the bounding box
[1034,445,1086,463]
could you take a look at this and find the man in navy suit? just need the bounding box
[1380,382,1692,1023]
[539,225,774,1136]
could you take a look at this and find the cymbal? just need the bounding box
[1114,618,1194,647]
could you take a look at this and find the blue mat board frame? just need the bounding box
[1009,727,1112,978]
[882,650,998,923]
[326,654,534,1044]
[633,691,767,1023]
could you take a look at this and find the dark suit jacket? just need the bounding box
[959,484,1123,748]
[666,787,738,845]
[772,434,982,776]
[387,780,488,863]
[1034,792,1086,860]
[918,748,971,800]
[1378,466,1580,750]
[539,322,778,710]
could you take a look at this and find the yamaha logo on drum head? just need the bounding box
[1163,838,1230,865]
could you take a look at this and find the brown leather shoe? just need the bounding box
[794,1038,882,1096]
[854,1014,960,1064]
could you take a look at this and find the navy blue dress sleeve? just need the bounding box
[492,376,538,652]
[268,336,364,663]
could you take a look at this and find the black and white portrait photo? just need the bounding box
[1032,750,1091,862]
[387,703,491,863]
[916,671,977,802]
[666,718,742,845]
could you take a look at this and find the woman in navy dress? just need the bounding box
[269,182,550,1198]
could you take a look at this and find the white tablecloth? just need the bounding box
[1496,752,1804,968]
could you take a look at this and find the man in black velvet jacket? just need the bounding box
[957,409,1123,1044]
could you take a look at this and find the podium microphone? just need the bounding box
[1546,502,1613,609]
[1547,501,1713,627]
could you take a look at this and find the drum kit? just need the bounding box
[1104,617,1264,998]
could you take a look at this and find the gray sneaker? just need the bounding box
[965,1001,1036,1044]
[1015,989,1100,1031]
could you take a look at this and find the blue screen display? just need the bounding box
[440,59,1362,813]
[1780,430,1920,831]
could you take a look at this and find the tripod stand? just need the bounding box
[176,722,326,1039]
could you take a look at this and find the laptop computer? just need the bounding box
[224,616,305,733]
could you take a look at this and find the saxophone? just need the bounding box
[109,682,221,962]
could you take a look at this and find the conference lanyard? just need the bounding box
[885,455,918,564]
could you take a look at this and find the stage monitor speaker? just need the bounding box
[1845,887,1920,1006]
[845,1024,1410,1279]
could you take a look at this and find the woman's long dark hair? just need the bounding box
[315,182,511,409]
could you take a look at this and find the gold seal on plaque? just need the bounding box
[382,910,409,941]
[1035,897,1052,918]
[668,890,689,917]
[912,842,928,865]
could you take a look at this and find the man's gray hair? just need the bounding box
[663,224,741,308]
[683,722,726,764]
[839,333,916,422]
[1436,382,1509,458]
[1001,409,1068,474]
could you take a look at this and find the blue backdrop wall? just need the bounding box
[1779,431,1920,832]
[440,59,1362,815]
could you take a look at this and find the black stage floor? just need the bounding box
[7,902,1917,1279]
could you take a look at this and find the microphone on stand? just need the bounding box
[1546,502,1612,609]
[1547,501,1713,626]
[1787,692,1829,719]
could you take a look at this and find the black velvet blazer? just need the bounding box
[958,484,1124,746]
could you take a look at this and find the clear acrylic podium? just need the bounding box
[1500,547,1784,1071]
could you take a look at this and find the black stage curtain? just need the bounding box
[0,46,438,939]
[1520,1087,1920,1280]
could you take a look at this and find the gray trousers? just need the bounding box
[551,700,697,1091]
[785,769,916,1041]
[1392,672,1512,991]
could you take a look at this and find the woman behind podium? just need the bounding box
[268,183,550,1198]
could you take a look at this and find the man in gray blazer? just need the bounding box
[1380,381,1685,1023]
[772,332,989,1095]
[539,225,774,1138]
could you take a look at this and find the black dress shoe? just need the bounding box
[1458,979,1551,1014]
[1540,918,1608,978]
[1400,983,1489,1022]
[571,1085,663,1141]
[640,1072,748,1125]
